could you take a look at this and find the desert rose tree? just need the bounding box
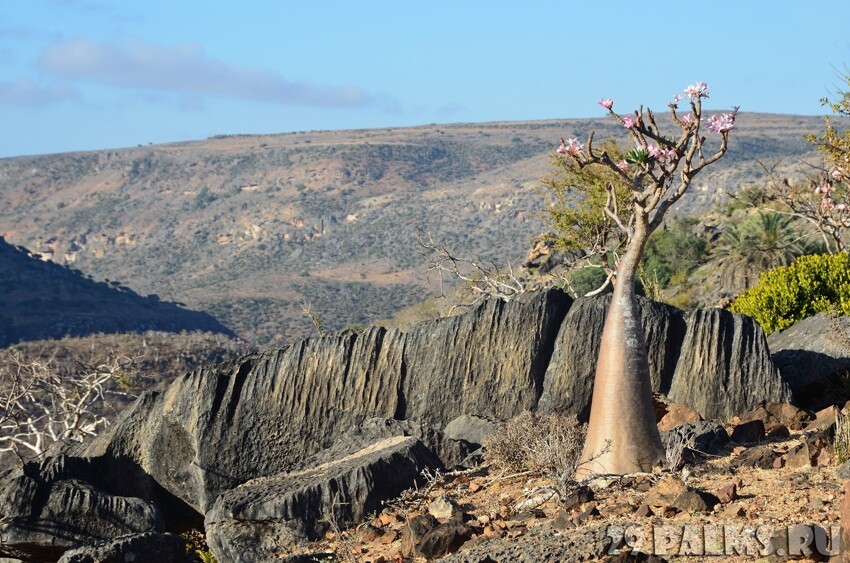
[553,83,737,476]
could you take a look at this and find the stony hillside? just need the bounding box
[0,113,824,346]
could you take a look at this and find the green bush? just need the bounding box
[731,252,850,334]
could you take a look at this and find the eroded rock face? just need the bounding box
[0,458,163,562]
[56,532,185,563]
[69,289,571,519]
[668,308,791,419]
[205,436,440,563]
[768,312,850,409]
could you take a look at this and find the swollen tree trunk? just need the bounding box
[576,220,665,477]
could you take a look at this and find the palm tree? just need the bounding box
[713,211,807,291]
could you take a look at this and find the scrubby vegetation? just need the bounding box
[731,252,850,334]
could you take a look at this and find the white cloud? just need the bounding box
[38,37,373,108]
[0,79,78,106]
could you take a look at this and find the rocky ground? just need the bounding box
[299,403,845,562]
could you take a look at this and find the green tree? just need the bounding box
[712,211,807,291]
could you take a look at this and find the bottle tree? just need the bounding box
[553,83,737,476]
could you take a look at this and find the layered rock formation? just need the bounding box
[0,290,791,561]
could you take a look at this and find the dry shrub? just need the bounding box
[836,409,850,464]
[484,411,586,478]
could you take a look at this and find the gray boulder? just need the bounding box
[57,532,185,563]
[205,436,440,563]
[668,308,791,419]
[0,459,162,562]
[767,312,850,409]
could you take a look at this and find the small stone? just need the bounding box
[606,502,637,516]
[634,504,652,518]
[428,495,458,519]
[645,475,689,507]
[552,510,573,531]
[808,405,838,431]
[724,504,746,518]
[379,530,398,544]
[657,403,703,431]
[358,524,383,543]
[417,522,473,559]
[562,485,595,511]
[731,420,766,443]
[469,482,482,493]
[476,514,490,525]
[773,456,784,469]
[767,425,790,439]
[715,482,738,504]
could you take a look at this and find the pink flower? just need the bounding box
[647,143,676,161]
[815,182,835,195]
[557,138,583,157]
[668,93,682,109]
[822,198,835,211]
[835,203,848,212]
[622,115,637,129]
[684,82,710,100]
[617,160,629,172]
[833,169,844,181]
[706,112,735,133]
[681,113,695,125]
[598,98,613,110]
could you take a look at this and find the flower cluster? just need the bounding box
[622,115,637,129]
[706,112,736,133]
[681,113,695,125]
[598,98,613,110]
[684,82,710,100]
[647,143,677,161]
[617,160,629,172]
[556,137,584,157]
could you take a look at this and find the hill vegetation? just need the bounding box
[0,114,825,346]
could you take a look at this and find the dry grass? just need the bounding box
[483,411,586,478]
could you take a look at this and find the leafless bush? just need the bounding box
[416,229,525,314]
[0,349,137,463]
[484,411,586,479]
[664,431,690,471]
[835,409,850,464]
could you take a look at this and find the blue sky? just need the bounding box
[1,1,849,158]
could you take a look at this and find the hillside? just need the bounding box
[0,113,824,346]
[0,236,235,346]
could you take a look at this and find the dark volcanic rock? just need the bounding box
[57,532,185,563]
[0,459,163,562]
[69,289,571,519]
[660,421,730,456]
[768,312,850,409]
[205,436,440,562]
[537,295,686,419]
[400,290,572,426]
[668,308,791,420]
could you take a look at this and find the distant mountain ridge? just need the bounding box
[0,113,825,346]
[0,237,235,347]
